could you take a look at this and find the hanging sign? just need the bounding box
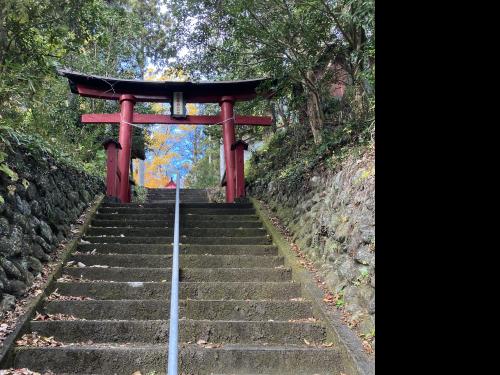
[172,92,187,118]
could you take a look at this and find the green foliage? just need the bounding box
[184,128,221,189]
[166,0,374,144]
[247,112,369,196]
[335,290,345,308]
[353,266,370,286]
[0,0,168,176]
[132,185,148,203]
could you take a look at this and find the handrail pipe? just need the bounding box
[167,172,181,374]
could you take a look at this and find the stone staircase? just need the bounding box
[7,189,345,374]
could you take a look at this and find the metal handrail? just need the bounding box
[167,172,181,375]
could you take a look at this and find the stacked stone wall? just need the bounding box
[249,147,375,335]
[0,141,103,315]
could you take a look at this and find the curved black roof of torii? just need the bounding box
[58,69,273,103]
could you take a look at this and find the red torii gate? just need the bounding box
[59,70,273,203]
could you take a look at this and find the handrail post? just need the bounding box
[167,172,181,375]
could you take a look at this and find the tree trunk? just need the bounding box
[305,85,324,144]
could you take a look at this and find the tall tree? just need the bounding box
[166,0,374,144]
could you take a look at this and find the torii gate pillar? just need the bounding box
[102,138,122,199]
[117,94,135,203]
[232,140,248,198]
[220,96,236,203]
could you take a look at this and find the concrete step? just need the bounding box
[29,320,326,345]
[97,207,256,215]
[45,299,313,320]
[64,266,292,282]
[91,219,263,228]
[82,236,272,245]
[149,199,208,204]
[147,191,207,196]
[147,190,206,194]
[77,243,278,255]
[70,254,282,268]
[53,281,301,300]
[147,198,209,203]
[101,203,253,209]
[86,227,268,237]
[94,213,259,221]
[147,189,207,194]
[12,345,344,374]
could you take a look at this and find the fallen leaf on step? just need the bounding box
[303,339,311,346]
[362,340,374,354]
[321,342,335,347]
[77,262,86,268]
[33,313,79,321]
[196,339,207,345]
[16,332,63,347]
[0,368,50,374]
[204,343,222,348]
[131,372,142,375]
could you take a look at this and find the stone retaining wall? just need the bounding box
[249,147,375,335]
[0,141,103,315]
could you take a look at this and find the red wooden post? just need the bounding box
[117,94,135,203]
[231,140,248,198]
[102,139,121,199]
[220,96,236,203]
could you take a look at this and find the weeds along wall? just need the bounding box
[248,138,375,337]
[0,136,103,316]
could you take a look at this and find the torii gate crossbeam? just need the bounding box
[59,70,273,203]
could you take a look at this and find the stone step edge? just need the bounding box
[13,343,337,350]
[29,319,322,325]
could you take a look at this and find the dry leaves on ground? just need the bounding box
[46,290,93,302]
[303,339,335,348]
[16,332,63,348]
[362,340,374,354]
[0,369,55,375]
[0,323,14,341]
[56,274,90,283]
[33,312,79,321]
[196,339,223,349]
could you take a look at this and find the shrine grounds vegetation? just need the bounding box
[1,0,374,190]
[0,0,164,179]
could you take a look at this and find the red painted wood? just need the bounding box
[233,142,247,198]
[235,115,272,126]
[103,141,120,198]
[165,178,176,189]
[76,84,259,103]
[81,113,272,126]
[220,97,236,203]
[117,95,135,203]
